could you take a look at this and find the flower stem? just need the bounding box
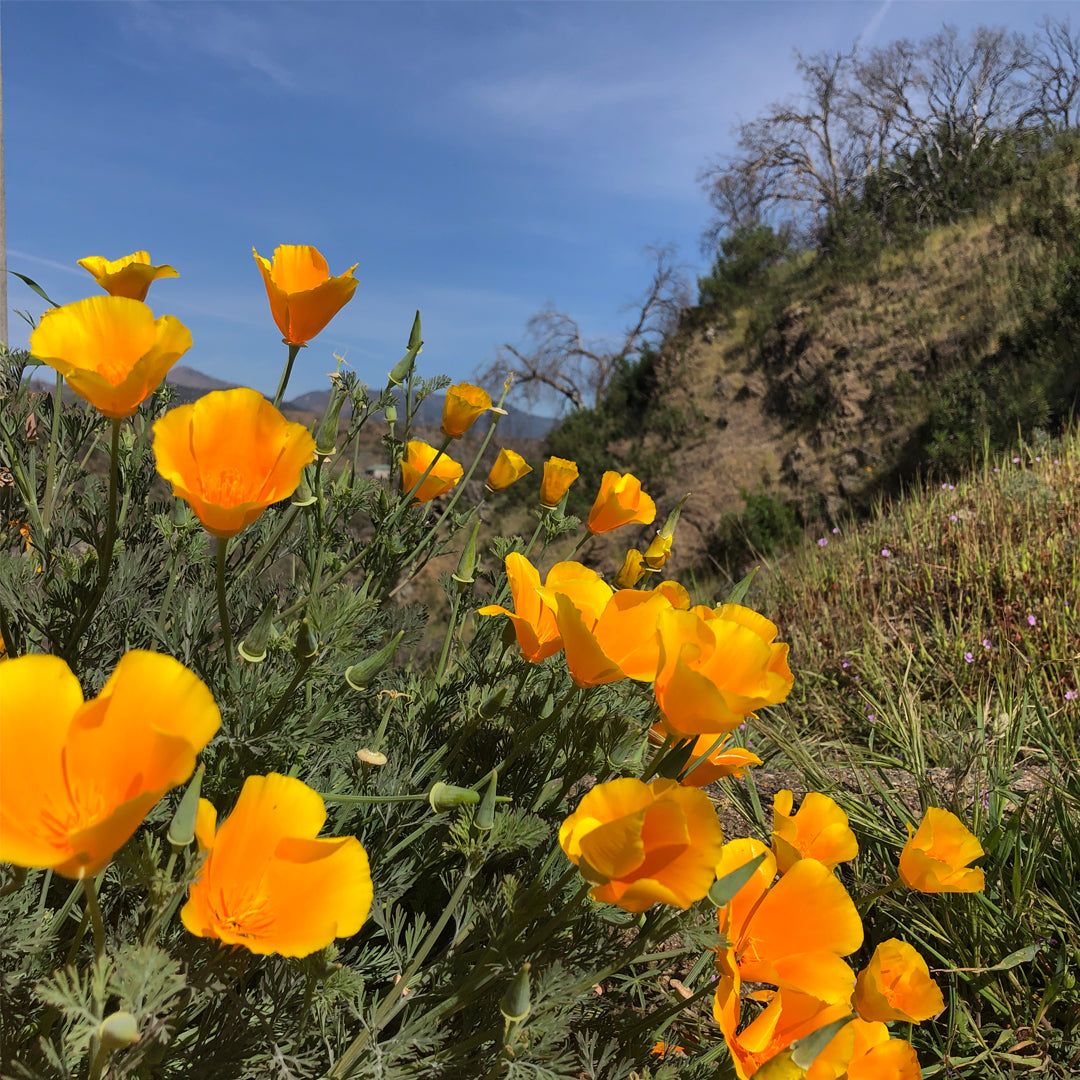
[41,369,64,533]
[857,876,903,912]
[83,875,106,960]
[216,537,234,669]
[273,343,303,409]
[435,590,462,683]
[63,418,121,662]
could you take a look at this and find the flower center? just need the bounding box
[201,467,253,508]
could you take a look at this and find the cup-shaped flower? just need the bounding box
[588,471,657,533]
[853,938,944,1023]
[559,777,724,911]
[441,383,491,438]
[253,245,359,346]
[898,808,985,893]
[772,790,858,874]
[401,440,464,503]
[154,388,316,538]
[809,1019,921,1080]
[0,652,220,879]
[478,555,599,663]
[486,448,532,493]
[648,724,762,785]
[655,604,793,735]
[78,251,179,301]
[181,773,372,957]
[29,297,192,419]
[614,548,645,588]
[539,456,579,508]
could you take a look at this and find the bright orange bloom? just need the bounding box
[654,604,793,736]
[181,773,372,957]
[771,790,858,874]
[899,808,985,893]
[253,245,359,346]
[539,456,579,508]
[400,440,464,503]
[0,652,219,879]
[559,777,724,912]
[648,724,763,785]
[808,1018,920,1080]
[154,388,316,538]
[486,448,532,492]
[713,839,863,1078]
[30,296,191,419]
[644,531,673,569]
[853,939,944,1023]
[588,471,656,533]
[78,251,179,301]
[478,555,595,662]
[441,383,491,438]
[614,548,646,588]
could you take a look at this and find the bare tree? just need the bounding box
[1024,17,1080,131]
[480,248,689,415]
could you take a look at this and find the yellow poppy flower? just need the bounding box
[400,440,464,503]
[0,652,220,879]
[644,532,673,569]
[614,548,645,588]
[898,808,985,893]
[153,388,316,538]
[180,773,372,957]
[853,938,944,1023]
[441,383,491,438]
[485,448,532,493]
[559,777,724,911]
[253,245,359,346]
[771,790,858,874]
[78,251,179,301]
[29,296,192,418]
[654,604,793,736]
[648,723,763,785]
[807,1018,921,1080]
[588,471,656,534]
[539,456,579,508]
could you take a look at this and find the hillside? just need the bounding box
[589,148,1080,577]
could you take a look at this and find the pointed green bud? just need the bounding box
[388,311,422,386]
[97,1011,140,1051]
[428,782,480,813]
[344,631,404,691]
[659,493,691,540]
[452,520,482,586]
[384,404,398,425]
[791,1016,854,1069]
[476,770,498,831]
[708,852,767,907]
[172,497,190,526]
[478,686,508,718]
[291,472,317,507]
[315,384,347,457]
[238,599,277,663]
[500,963,532,1023]
[656,738,696,780]
[294,619,318,661]
[167,764,205,850]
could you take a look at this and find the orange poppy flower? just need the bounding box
[539,456,579,508]
[898,808,985,893]
[771,790,858,874]
[614,548,646,588]
[478,555,600,663]
[78,251,179,301]
[559,777,724,911]
[441,383,491,438]
[253,245,359,346]
[648,724,763,785]
[588,471,656,534]
[400,440,464,503]
[153,388,316,538]
[29,296,192,419]
[486,448,532,493]
[180,773,372,957]
[853,938,944,1023]
[654,604,793,736]
[808,1018,921,1080]
[0,652,220,879]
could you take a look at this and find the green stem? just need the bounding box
[41,369,63,532]
[435,590,462,683]
[856,876,903,913]
[641,732,676,783]
[63,418,121,661]
[678,732,728,783]
[273,343,303,409]
[83,876,106,960]
[239,504,300,581]
[254,655,314,737]
[216,537,234,669]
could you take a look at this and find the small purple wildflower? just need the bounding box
[818,537,828,547]
[1027,615,1037,627]
[832,527,840,534]
[1065,690,1078,701]
[1054,459,1060,465]
[1013,456,1021,464]
[880,548,891,558]
[949,514,958,522]
[993,467,1000,473]
[841,660,851,669]
[964,652,974,663]
[982,638,991,649]
[1035,456,1041,462]
[866,712,876,723]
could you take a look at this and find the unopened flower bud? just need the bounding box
[238,599,277,663]
[478,686,508,718]
[97,1011,140,1051]
[167,764,205,849]
[428,782,480,813]
[500,963,532,1023]
[24,413,39,443]
[344,631,403,691]
[315,385,347,457]
[614,549,645,588]
[388,311,422,387]
[452,521,481,586]
[476,770,498,831]
[291,473,317,507]
[294,619,318,661]
[643,533,672,570]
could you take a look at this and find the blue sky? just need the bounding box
[5,1,1071,407]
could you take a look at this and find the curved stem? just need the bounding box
[273,343,303,409]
